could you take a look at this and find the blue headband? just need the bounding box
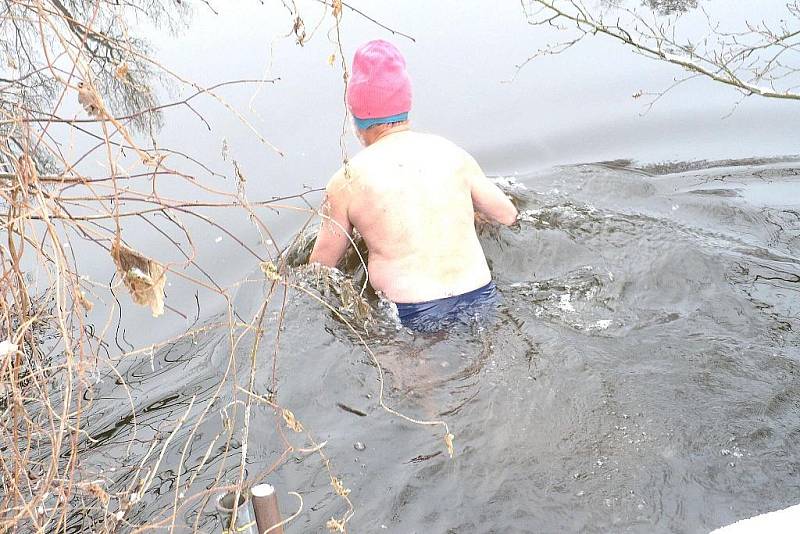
[353,112,409,130]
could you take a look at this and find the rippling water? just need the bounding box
[72,157,800,533]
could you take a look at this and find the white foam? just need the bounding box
[594,319,612,330]
[491,176,528,190]
[556,293,575,313]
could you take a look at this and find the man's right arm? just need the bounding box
[466,155,518,226]
[309,172,353,268]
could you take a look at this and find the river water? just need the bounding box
[55,0,800,533]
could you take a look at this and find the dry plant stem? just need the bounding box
[235,384,355,532]
[1,1,441,532]
[9,79,280,127]
[163,296,245,533]
[33,1,285,156]
[229,296,271,530]
[313,0,415,42]
[158,279,281,532]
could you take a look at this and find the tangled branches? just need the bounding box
[520,0,800,104]
[0,1,449,532]
[1,0,293,528]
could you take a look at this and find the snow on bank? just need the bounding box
[710,504,800,534]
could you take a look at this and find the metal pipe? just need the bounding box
[216,491,258,534]
[251,483,284,534]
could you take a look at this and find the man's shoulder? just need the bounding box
[357,131,468,161]
[343,131,474,180]
[323,164,355,203]
[414,132,475,165]
[408,131,465,151]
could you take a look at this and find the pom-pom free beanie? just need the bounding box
[347,40,412,129]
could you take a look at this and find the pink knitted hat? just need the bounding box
[347,40,412,128]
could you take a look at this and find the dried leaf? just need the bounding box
[326,517,346,532]
[292,16,307,45]
[77,81,104,118]
[111,240,166,317]
[260,261,281,281]
[282,408,303,432]
[115,62,129,79]
[77,291,94,312]
[327,53,336,66]
[332,0,342,18]
[444,432,455,458]
[83,482,109,506]
[331,477,350,497]
[17,155,38,188]
[233,160,246,184]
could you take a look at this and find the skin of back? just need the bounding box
[309,129,517,304]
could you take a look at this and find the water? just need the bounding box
[67,156,800,533]
[18,0,800,532]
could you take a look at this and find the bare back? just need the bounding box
[343,131,490,302]
[310,129,517,303]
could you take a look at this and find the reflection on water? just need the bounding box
[72,157,800,532]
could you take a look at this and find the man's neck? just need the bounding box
[363,122,410,146]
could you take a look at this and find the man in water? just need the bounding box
[309,40,518,331]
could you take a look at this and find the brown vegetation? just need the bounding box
[0,1,442,532]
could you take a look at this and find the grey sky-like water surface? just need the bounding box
[55,1,800,532]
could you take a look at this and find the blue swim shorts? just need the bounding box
[394,281,499,332]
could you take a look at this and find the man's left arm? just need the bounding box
[466,155,518,226]
[309,174,353,268]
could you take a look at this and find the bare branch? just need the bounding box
[520,0,800,102]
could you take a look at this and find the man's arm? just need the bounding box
[466,155,518,226]
[309,172,353,268]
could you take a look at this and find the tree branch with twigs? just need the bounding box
[519,0,800,105]
[0,1,451,532]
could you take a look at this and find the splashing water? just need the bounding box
[72,158,800,533]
